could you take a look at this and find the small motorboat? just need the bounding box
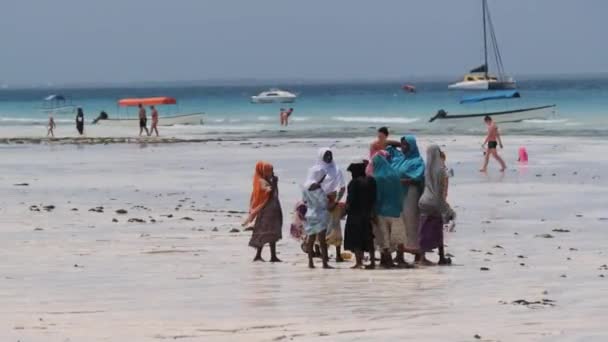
[40,94,77,114]
[402,84,416,93]
[429,90,556,123]
[94,97,204,126]
[251,89,297,103]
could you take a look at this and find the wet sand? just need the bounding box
[1,136,607,341]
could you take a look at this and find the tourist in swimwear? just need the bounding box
[480,115,507,172]
[418,145,455,265]
[344,160,376,269]
[244,162,283,262]
[138,104,150,137]
[366,127,400,176]
[47,113,56,137]
[372,152,408,268]
[387,135,428,264]
[75,108,85,136]
[149,105,159,137]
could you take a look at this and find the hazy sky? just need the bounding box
[1,0,606,85]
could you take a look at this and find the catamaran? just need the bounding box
[448,0,516,90]
[93,97,204,126]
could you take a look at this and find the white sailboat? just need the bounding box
[449,0,516,91]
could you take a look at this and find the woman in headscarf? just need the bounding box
[314,148,346,262]
[302,166,332,269]
[75,108,85,135]
[344,160,377,269]
[387,135,427,264]
[372,152,407,268]
[245,161,283,262]
[418,145,455,265]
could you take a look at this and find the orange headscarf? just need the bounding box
[243,161,273,225]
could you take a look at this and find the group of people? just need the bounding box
[243,126,457,269]
[46,104,161,137]
[138,104,160,137]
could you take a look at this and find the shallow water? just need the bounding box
[1,77,608,138]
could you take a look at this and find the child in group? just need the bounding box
[47,113,56,137]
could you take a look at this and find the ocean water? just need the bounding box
[1,77,607,137]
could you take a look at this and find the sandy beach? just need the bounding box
[1,135,607,341]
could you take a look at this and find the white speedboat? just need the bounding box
[251,89,297,103]
[93,97,204,126]
[448,0,517,91]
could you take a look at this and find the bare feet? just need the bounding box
[479,168,487,172]
[365,264,376,270]
[351,263,364,269]
[336,256,345,263]
[253,256,265,262]
[438,257,452,266]
[270,257,282,263]
[416,257,435,266]
[308,261,315,269]
[322,264,334,269]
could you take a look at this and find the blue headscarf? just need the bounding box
[372,153,403,218]
[386,135,425,196]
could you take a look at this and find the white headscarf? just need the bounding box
[307,147,345,194]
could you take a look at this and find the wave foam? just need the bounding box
[332,116,420,124]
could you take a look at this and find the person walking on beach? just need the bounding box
[371,151,408,268]
[47,113,56,137]
[149,105,159,137]
[344,160,377,269]
[387,135,428,264]
[480,115,507,172]
[418,145,455,265]
[244,161,283,262]
[75,108,85,135]
[138,104,150,136]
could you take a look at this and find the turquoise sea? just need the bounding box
[0,76,607,137]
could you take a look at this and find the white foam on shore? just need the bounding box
[332,116,420,124]
[523,119,569,124]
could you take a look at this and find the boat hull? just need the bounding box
[448,80,516,90]
[250,96,296,104]
[429,105,556,123]
[95,113,204,126]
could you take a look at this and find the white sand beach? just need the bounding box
[1,135,608,341]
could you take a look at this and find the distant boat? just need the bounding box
[448,0,516,91]
[401,84,416,93]
[40,94,77,114]
[429,90,556,123]
[251,89,297,103]
[94,97,204,126]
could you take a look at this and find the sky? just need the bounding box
[1,0,607,85]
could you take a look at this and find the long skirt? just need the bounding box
[402,186,421,252]
[344,214,373,252]
[249,196,283,248]
[418,214,444,252]
[325,203,344,246]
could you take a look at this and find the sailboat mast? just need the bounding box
[482,0,488,78]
